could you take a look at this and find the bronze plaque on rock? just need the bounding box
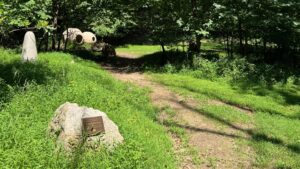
[82,116,105,136]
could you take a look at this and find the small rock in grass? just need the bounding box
[49,102,123,151]
[21,31,38,62]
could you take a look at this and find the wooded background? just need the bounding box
[1,0,299,65]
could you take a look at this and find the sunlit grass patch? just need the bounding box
[116,44,162,57]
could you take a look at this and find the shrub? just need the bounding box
[162,63,175,73]
[190,57,218,80]
[217,57,256,83]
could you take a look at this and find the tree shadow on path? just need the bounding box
[163,99,300,154]
[70,50,188,73]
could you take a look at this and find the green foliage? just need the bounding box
[1,0,52,33]
[0,48,175,168]
[217,57,256,82]
[1,0,299,65]
[190,57,218,80]
[162,63,177,74]
[161,55,298,86]
[212,0,300,60]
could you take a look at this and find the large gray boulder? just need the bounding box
[49,102,123,150]
[21,31,38,62]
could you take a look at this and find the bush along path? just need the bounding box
[101,62,254,169]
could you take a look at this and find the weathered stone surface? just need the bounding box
[22,31,38,61]
[49,102,123,150]
[62,28,83,44]
[82,32,97,44]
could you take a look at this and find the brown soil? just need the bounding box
[116,51,140,58]
[101,54,254,169]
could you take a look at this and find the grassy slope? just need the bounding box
[0,49,175,168]
[151,73,300,168]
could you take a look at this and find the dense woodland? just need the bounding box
[1,0,299,64]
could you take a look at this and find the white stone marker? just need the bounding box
[21,31,38,62]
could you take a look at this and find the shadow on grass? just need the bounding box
[246,87,300,106]
[68,50,103,63]
[168,82,300,120]
[71,48,225,73]
[70,49,189,72]
[0,60,56,107]
[276,89,300,105]
[162,98,300,154]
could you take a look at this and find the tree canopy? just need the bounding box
[0,0,299,65]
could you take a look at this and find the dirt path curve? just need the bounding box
[101,54,253,169]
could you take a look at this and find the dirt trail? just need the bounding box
[101,55,253,169]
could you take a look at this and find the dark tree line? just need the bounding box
[0,0,299,66]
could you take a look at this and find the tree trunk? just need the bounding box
[230,36,234,58]
[244,35,248,54]
[263,38,267,60]
[160,41,167,64]
[52,0,60,50]
[196,35,202,53]
[238,19,244,56]
[38,34,45,51]
[160,41,166,53]
[226,33,230,56]
[57,34,61,51]
[45,34,49,51]
[64,30,69,51]
[254,38,258,58]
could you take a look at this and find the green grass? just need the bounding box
[0,48,175,168]
[115,41,225,58]
[152,74,300,119]
[150,73,300,169]
[116,45,162,57]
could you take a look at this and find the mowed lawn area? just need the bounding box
[150,73,300,168]
[116,45,162,57]
[0,48,175,168]
[115,41,224,57]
